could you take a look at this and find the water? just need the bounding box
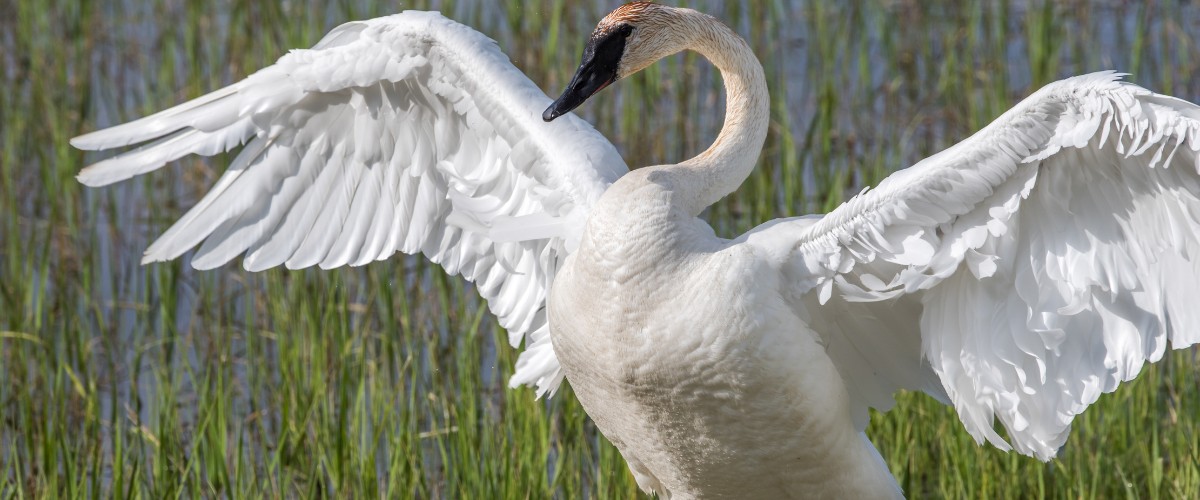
[6,0,1200,496]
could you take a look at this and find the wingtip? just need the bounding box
[141,246,178,267]
[75,168,109,187]
[242,256,270,273]
[69,134,90,150]
[70,128,125,151]
[76,164,132,187]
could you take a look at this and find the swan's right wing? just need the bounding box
[744,72,1200,458]
[71,11,628,396]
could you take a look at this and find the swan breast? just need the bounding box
[548,232,898,498]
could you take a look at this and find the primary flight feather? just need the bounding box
[75,3,1200,498]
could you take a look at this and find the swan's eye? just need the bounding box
[589,23,635,71]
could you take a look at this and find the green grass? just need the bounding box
[3,0,1200,497]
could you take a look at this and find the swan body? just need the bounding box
[553,196,902,497]
[73,3,1200,498]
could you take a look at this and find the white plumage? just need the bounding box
[73,11,628,396]
[752,72,1200,461]
[73,4,1200,499]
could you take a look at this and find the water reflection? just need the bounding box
[7,0,1200,494]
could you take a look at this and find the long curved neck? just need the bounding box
[658,13,770,217]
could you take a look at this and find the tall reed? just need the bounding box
[3,1,1199,497]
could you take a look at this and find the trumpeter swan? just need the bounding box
[73,2,1200,498]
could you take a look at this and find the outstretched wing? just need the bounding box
[745,72,1200,459]
[71,11,628,396]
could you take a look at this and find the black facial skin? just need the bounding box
[543,23,635,122]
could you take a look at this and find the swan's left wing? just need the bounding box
[745,72,1200,459]
[71,11,628,396]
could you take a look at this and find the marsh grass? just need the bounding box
[3,0,1200,497]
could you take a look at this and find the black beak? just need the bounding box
[543,24,634,122]
[543,61,617,122]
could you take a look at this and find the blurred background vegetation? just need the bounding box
[2,0,1199,497]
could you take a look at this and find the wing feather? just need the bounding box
[751,72,1200,458]
[72,11,628,395]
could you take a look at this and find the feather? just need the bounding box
[749,72,1200,460]
[72,10,628,395]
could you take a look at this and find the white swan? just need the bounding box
[72,3,1200,498]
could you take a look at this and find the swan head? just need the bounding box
[544,2,688,122]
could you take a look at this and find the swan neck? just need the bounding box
[668,14,769,217]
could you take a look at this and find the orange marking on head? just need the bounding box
[597,2,658,33]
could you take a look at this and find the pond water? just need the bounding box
[5,0,1200,496]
